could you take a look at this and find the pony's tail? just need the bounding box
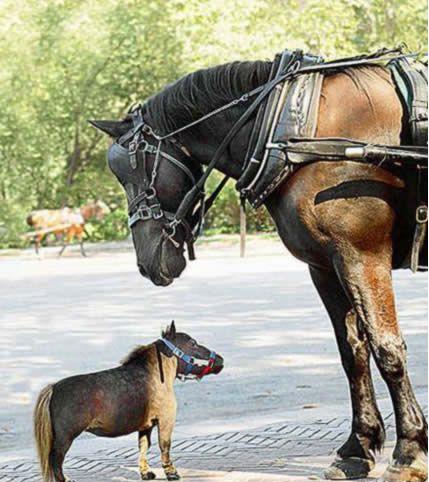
[26,214,34,227]
[33,384,55,482]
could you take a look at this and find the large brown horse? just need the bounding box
[92,56,427,481]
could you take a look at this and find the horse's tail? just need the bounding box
[33,384,55,482]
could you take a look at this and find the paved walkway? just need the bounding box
[1,407,426,482]
[1,237,427,481]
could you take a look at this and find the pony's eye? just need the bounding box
[190,340,197,346]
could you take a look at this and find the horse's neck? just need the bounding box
[182,105,255,180]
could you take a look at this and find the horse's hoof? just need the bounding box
[141,471,156,480]
[166,473,180,481]
[323,457,374,480]
[379,457,428,482]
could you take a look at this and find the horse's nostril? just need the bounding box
[138,264,148,277]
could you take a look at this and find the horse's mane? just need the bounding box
[121,344,153,365]
[144,60,272,135]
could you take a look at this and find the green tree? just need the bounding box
[0,0,426,247]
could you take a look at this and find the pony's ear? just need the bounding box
[170,320,176,335]
[164,320,176,338]
[162,320,176,338]
[88,119,130,138]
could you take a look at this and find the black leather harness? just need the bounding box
[109,46,427,268]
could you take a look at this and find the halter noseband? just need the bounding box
[160,337,216,381]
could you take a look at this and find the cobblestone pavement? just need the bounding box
[1,407,427,482]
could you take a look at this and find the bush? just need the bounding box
[85,208,130,242]
[0,203,30,249]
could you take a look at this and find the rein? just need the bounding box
[159,337,216,381]
[120,47,420,253]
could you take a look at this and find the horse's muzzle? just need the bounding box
[138,264,173,286]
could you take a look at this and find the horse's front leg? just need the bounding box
[310,266,385,480]
[335,250,427,482]
[158,413,180,480]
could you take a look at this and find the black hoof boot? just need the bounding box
[141,471,156,480]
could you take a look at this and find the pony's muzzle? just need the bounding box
[212,354,224,374]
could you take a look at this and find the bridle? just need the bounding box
[114,47,417,259]
[114,108,205,257]
[160,337,217,381]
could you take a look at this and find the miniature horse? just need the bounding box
[92,58,427,481]
[34,322,224,481]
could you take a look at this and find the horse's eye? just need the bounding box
[190,340,197,347]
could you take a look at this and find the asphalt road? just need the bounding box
[0,238,427,460]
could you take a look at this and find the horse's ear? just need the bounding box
[88,119,130,138]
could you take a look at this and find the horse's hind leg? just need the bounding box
[310,266,384,480]
[58,243,67,257]
[334,252,427,482]
[79,241,87,257]
[139,427,155,480]
[50,435,74,482]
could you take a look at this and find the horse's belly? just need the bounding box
[267,161,404,269]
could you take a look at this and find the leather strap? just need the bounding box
[156,343,165,384]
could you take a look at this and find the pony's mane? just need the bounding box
[144,60,272,135]
[121,344,152,365]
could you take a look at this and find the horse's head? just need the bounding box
[81,200,110,221]
[90,118,202,286]
[161,321,224,379]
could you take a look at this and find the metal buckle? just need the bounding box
[152,205,163,219]
[146,187,157,199]
[174,347,185,358]
[137,205,152,220]
[129,140,138,169]
[129,140,138,154]
[416,205,428,223]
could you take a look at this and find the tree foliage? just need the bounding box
[0,0,426,246]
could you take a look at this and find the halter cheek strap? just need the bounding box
[160,337,216,380]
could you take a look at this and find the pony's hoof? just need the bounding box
[166,472,180,481]
[379,457,428,482]
[141,471,156,480]
[324,457,374,480]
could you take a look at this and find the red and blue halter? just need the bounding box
[160,337,216,380]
